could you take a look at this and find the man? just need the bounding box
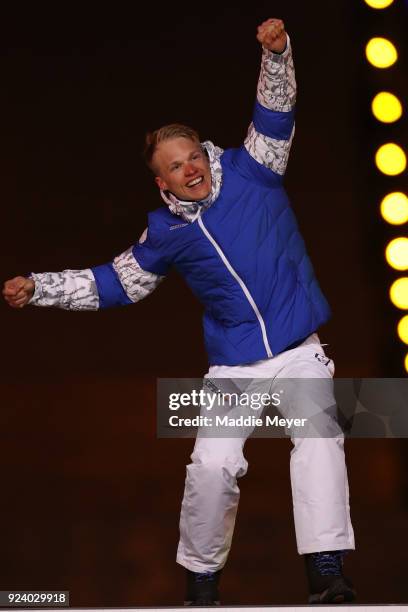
[3,19,355,605]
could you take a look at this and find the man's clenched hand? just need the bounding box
[2,276,35,308]
[257,18,287,54]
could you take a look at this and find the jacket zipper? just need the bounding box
[197,215,273,358]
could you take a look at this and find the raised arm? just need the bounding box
[2,227,166,310]
[244,18,296,178]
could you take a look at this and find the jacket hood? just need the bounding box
[160,141,224,222]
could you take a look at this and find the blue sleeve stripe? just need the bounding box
[253,100,295,141]
[132,242,169,276]
[91,263,133,309]
[234,146,283,186]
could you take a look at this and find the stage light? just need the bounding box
[375,143,407,175]
[405,353,408,373]
[390,277,408,309]
[372,92,403,123]
[398,315,408,344]
[385,237,408,270]
[380,192,408,225]
[366,37,398,68]
[364,0,394,7]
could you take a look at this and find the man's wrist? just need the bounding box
[264,35,291,62]
[272,41,287,55]
[26,274,41,304]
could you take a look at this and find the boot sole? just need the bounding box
[309,583,356,604]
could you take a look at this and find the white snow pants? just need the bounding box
[176,334,355,572]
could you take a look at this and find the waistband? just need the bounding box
[285,331,319,352]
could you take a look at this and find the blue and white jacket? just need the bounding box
[29,37,331,366]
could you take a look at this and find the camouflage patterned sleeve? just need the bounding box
[28,268,99,310]
[256,34,296,112]
[244,35,296,177]
[111,246,164,303]
[28,229,166,311]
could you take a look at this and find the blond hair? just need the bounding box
[144,123,200,173]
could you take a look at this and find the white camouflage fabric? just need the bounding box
[256,36,296,111]
[245,123,295,176]
[112,246,165,302]
[29,269,99,310]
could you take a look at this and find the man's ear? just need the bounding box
[155,176,167,191]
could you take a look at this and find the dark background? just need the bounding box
[1,0,408,606]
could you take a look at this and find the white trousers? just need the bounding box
[176,334,355,572]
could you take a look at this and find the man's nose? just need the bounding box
[184,162,196,175]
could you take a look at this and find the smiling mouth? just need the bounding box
[186,177,204,188]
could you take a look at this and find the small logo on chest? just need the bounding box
[169,223,189,230]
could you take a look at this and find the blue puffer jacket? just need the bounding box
[123,146,331,366]
[89,39,331,366]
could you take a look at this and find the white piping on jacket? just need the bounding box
[197,215,273,358]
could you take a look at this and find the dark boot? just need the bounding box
[305,550,356,604]
[184,569,222,606]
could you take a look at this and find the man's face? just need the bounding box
[153,137,212,201]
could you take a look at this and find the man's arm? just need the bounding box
[244,18,296,178]
[91,229,166,309]
[2,228,165,310]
